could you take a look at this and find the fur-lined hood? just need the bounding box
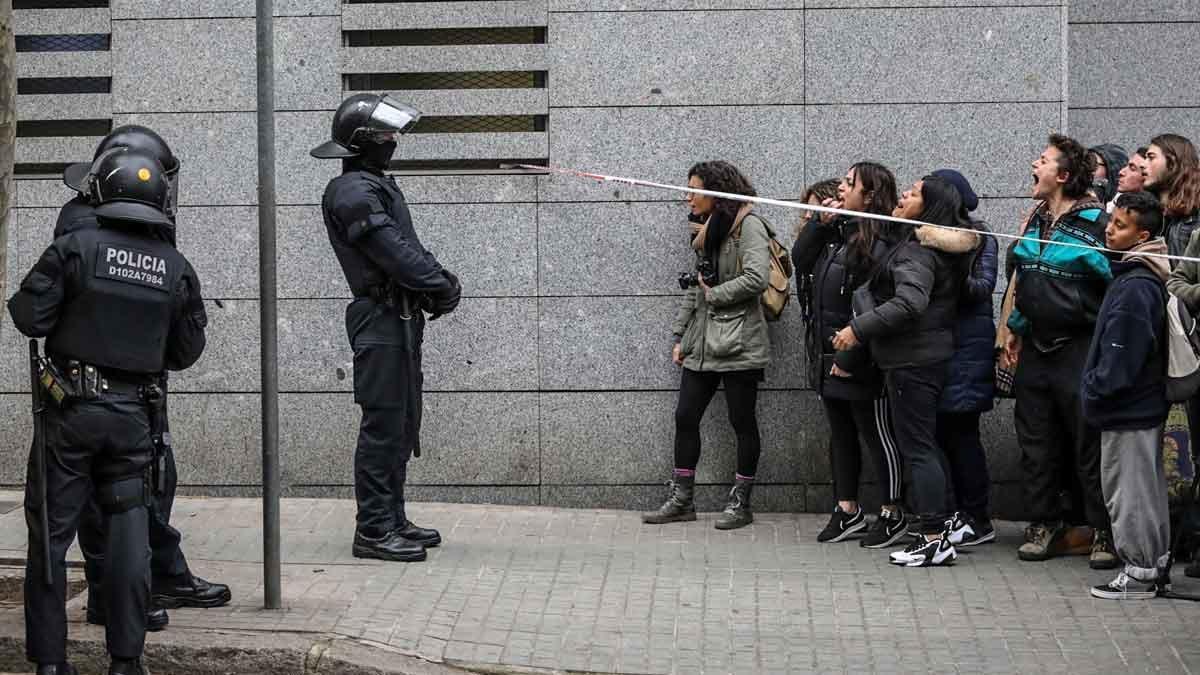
[913,224,980,254]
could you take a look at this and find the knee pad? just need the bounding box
[95,475,148,515]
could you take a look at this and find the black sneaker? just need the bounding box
[861,510,909,548]
[947,512,996,547]
[1090,571,1157,600]
[817,506,866,543]
[889,533,957,567]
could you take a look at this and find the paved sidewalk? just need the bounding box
[2,497,1200,674]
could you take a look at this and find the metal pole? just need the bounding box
[254,0,281,610]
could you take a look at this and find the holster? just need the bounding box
[141,383,169,496]
[36,356,79,407]
[368,284,419,320]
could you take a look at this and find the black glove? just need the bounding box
[427,269,462,320]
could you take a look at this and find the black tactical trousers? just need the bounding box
[348,298,424,538]
[25,397,153,665]
[1014,336,1109,529]
[78,442,187,599]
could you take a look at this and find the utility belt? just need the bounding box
[38,356,157,405]
[36,356,170,494]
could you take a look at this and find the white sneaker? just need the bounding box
[888,534,957,567]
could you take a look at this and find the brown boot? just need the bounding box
[1053,525,1096,556]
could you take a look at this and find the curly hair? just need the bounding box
[1150,133,1200,218]
[1115,191,1165,237]
[1048,133,1094,200]
[688,161,757,221]
[794,178,840,237]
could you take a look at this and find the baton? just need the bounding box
[29,340,53,586]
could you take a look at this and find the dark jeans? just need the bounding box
[1014,337,1108,529]
[885,363,949,535]
[674,368,762,477]
[25,398,153,664]
[935,411,991,523]
[823,396,901,505]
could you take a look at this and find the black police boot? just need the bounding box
[37,664,79,675]
[642,475,697,524]
[151,573,232,609]
[87,589,170,632]
[395,519,441,548]
[352,530,427,562]
[714,478,754,530]
[108,658,147,675]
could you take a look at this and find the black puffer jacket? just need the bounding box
[849,224,978,370]
[794,216,884,400]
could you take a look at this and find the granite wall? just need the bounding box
[5,0,1161,518]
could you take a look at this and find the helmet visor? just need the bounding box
[164,173,180,221]
[368,97,421,134]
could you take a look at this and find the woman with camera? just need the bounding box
[833,175,979,567]
[794,164,909,548]
[643,160,772,530]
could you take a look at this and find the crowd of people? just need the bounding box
[643,132,1200,599]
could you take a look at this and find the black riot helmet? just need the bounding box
[90,148,174,229]
[64,124,181,215]
[310,94,421,159]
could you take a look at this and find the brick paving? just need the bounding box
[2,497,1200,674]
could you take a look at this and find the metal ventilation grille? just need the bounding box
[14,162,74,176]
[13,0,108,7]
[347,71,546,91]
[18,77,112,95]
[16,34,111,52]
[342,4,549,174]
[389,158,547,172]
[17,119,114,137]
[345,26,545,47]
[410,115,547,134]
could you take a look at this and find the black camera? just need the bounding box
[678,258,718,290]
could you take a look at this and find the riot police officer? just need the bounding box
[55,126,231,631]
[311,94,461,561]
[9,149,208,675]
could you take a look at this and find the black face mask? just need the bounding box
[359,140,397,171]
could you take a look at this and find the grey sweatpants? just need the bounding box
[1100,425,1171,581]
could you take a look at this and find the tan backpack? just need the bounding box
[733,212,792,321]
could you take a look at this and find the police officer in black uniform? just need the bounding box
[55,126,231,632]
[9,149,208,675]
[311,94,461,562]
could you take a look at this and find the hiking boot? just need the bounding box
[1090,571,1157,600]
[352,530,427,562]
[1089,529,1120,570]
[947,512,996,547]
[714,478,754,530]
[861,509,908,548]
[642,475,697,524]
[817,505,866,543]
[1018,521,1065,561]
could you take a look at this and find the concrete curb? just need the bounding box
[0,623,473,675]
